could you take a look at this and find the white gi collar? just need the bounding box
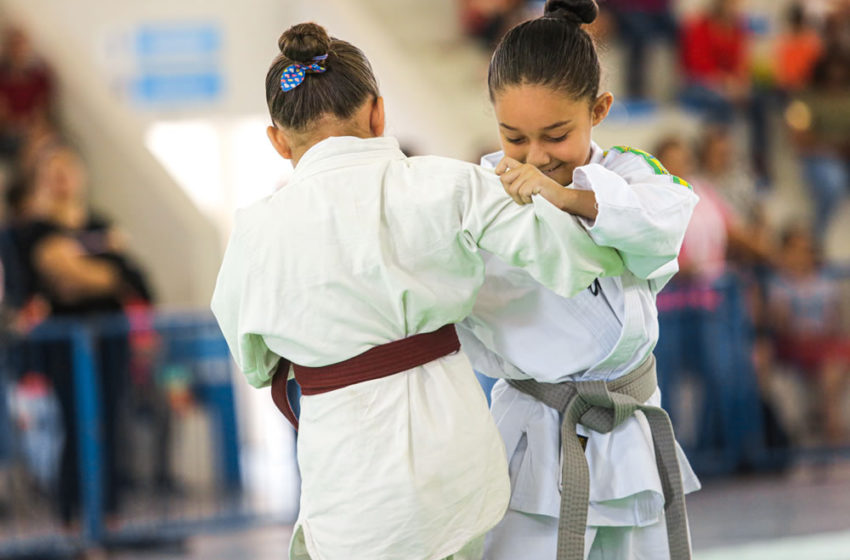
[292,135,406,182]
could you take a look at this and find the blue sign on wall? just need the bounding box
[135,24,221,58]
[132,72,222,105]
[130,22,224,108]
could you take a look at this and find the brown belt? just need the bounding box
[271,324,460,430]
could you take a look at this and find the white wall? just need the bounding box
[0,0,305,306]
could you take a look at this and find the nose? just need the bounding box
[525,142,551,168]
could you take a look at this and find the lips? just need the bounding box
[542,162,563,175]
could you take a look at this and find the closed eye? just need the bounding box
[545,134,568,142]
[504,137,526,145]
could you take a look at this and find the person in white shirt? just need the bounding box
[455,1,701,559]
[210,22,625,560]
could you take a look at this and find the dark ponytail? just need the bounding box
[488,0,601,103]
[544,0,598,24]
[265,23,379,131]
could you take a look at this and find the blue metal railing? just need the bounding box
[0,310,291,558]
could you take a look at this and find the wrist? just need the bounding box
[554,187,576,212]
[558,188,598,221]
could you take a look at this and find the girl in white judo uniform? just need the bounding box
[210,22,626,560]
[456,1,701,559]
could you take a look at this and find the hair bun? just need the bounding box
[278,22,331,62]
[544,0,598,25]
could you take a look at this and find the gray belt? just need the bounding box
[507,355,691,560]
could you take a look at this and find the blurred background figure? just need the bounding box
[458,0,528,48]
[768,225,850,445]
[785,7,850,243]
[604,0,678,100]
[773,2,823,95]
[679,0,779,184]
[0,26,53,164]
[8,142,153,525]
[653,134,775,474]
[679,0,751,125]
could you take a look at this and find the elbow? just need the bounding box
[50,281,91,305]
[51,269,123,305]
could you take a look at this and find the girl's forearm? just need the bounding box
[552,188,598,221]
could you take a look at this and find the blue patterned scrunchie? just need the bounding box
[280,54,328,92]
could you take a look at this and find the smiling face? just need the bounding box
[493,83,612,186]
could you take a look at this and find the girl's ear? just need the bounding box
[370,96,385,137]
[267,125,294,160]
[591,92,614,126]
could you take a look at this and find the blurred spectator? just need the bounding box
[786,8,850,242]
[658,137,729,284]
[679,0,750,124]
[693,125,781,404]
[17,145,151,313]
[679,0,771,182]
[694,126,775,312]
[458,0,527,48]
[0,26,54,161]
[0,211,22,323]
[768,225,850,444]
[605,0,678,100]
[695,127,757,221]
[694,126,776,272]
[653,135,771,474]
[2,172,51,331]
[773,2,823,94]
[11,143,152,524]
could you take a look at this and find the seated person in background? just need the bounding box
[17,144,150,314]
[10,142,151,525]
[768,224,850,445]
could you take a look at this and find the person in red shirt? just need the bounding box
[0,26,54,160]
[679,0,750,123]
[679,0,775,184]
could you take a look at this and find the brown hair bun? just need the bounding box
[278,22,331,63]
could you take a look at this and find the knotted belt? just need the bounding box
[271,324,461,430]
[507,355,691,560]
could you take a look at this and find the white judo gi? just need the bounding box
[211,136,625,560]
[458,143,702,560]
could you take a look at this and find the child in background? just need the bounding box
[456,1,700,559]
[769,225,850,444]
[211,22,624,560]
